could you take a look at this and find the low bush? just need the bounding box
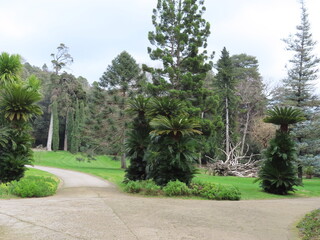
[124,179,241,200]
[123,181,142,193]
[142,180,161,195]
[11,176,59,198]
[0,183,14,197]
[123,180,161,195]
[190,180,241,200]
[163,180,191,196]
[297,208,320,240]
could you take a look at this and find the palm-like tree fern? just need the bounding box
[0,52,22,86]
[257,106,304,195]
[125,96,151,181]
[0,79,42,122]
[263,106,305,132]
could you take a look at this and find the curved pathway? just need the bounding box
[0,166,319,240]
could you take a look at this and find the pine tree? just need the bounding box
[144,0,213,101]
[52,101,59,151]
[99,51,144,168]
[214,47,239,159]
[282,0,320,180]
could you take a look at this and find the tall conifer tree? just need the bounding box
[282,0,320,179]
[215,47,239,159]
[144,0,213,101]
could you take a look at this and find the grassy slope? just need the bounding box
[33,151,320,200]
[33,151,125,185]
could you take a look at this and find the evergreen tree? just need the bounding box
[100,51,144,96]
[214,47,239,159]
[99,51,144,168]
[52,101,59,151]
[144,0,213,101]
[282,0,320,180]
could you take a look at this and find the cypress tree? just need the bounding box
[52,101,59,151]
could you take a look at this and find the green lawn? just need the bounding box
[33,151,126,185]
[33,150,320,200]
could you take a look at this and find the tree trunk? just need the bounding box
[121,153,127,169]
[225,97,230,157]
[64,117,68,151]
[46,112,53,151]
[240,109,250,155]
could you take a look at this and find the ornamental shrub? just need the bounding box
[11,176,58,198]
[163,180,191,196]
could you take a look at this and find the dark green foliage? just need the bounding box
[257,131,300,195]
[100,51,144,96]
[190,180,241,200]
[52,101,59,151]
[145,0,213,97]
[0,53,42,183]
[147,105,201,186]
[0,127,34,183]
[125,96,151,180]
[297,208,320,240]
[162,180,191,196]
[11,176,59,198]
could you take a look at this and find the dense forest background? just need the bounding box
[19,0,320,180]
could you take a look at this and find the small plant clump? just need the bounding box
[10,176,59,198]
[297,208,320,240]
[163,180,191,196]
[123,179,241,200]
[190,180,241,200]
[123,180,161,195]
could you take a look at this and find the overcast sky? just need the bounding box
[1,0,320,91]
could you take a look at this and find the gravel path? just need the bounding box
[0,166,319,240]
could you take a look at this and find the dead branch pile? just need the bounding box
[205,142,260,177]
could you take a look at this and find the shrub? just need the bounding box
[163,180,191,196]
[142,180,161,195]
[123,181,142,193]
[190,180,241,200]
[123,180,161,195]
[11,176,58,198]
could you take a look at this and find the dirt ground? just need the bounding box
[0,166,318,240]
